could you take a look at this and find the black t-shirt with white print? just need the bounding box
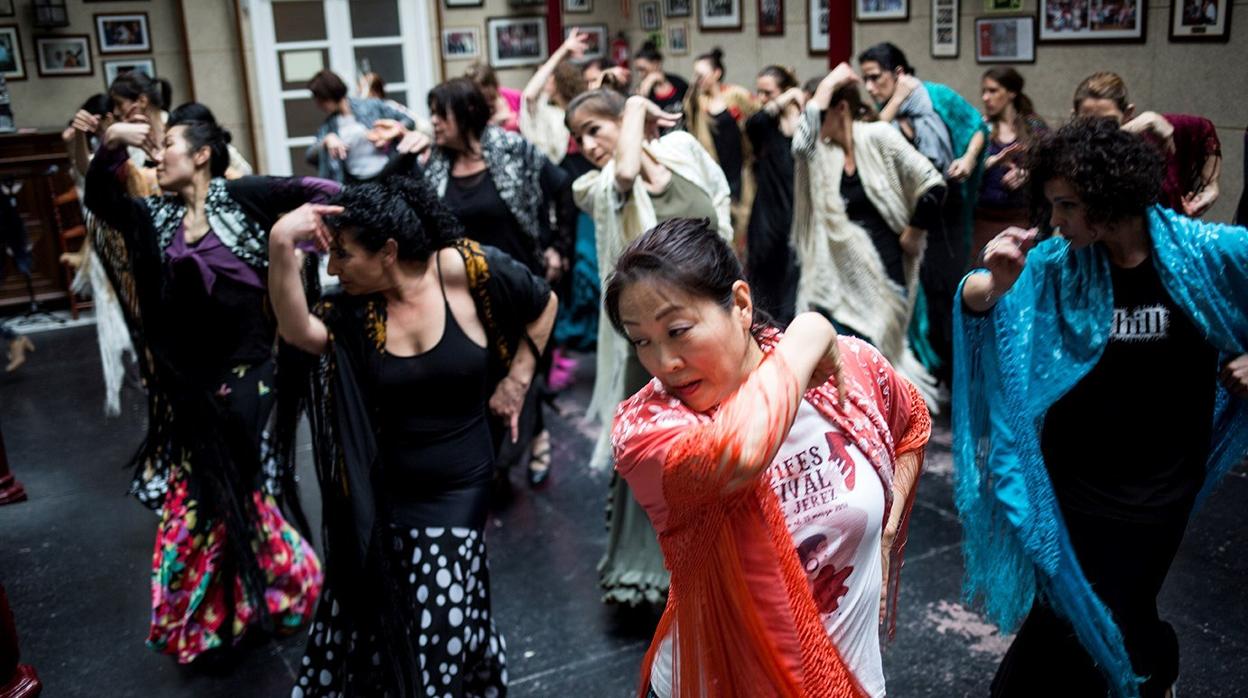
[1041,256,1218,523]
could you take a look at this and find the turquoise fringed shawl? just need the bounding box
[952,206,1248,698]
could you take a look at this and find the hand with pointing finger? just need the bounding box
[982,226,1040,297]
[270,203,345,254]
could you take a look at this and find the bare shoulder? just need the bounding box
[436,245,470,287]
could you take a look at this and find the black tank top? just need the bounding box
[375,255,494,528]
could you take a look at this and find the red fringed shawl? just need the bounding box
[612,334,931,697]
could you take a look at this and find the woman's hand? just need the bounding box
[1123,111,1175,155]
[984,141,1023,171]
[626,95,680,139]
[71,110,102,137]
[894,73,921,102]
[879,526,897,624]
[1221,354,1248,399]
[322,133,348,160]
[270,203,343,253]
[983,226,1038,294]
[489,375,529,443]
[1181,182,1218,218]
[561,28,591,58]
[946,155,975,182]
[543,247,566,283]
[813,62,859,110]
[899,225,926,258]
[1001,163,1028,191]
[367,118,407,146]
[105,121,152,151]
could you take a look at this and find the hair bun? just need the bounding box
[220,126,232,145]
[711,47,724,61]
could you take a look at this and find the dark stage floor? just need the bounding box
[2,325,1246,696]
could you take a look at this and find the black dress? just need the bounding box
[744,110,797,324]
[445,170,541,276]
[295,257,507,697]
[710,110,745,202]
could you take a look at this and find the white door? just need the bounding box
[246,0,436,176]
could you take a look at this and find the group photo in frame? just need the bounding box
[699,0,743,30]
[857,0,909,21]
[102,57,154,89]
[976,15,1036,61]
[759,0,785,34]
[442,27,481,60]
[665,0,692,16]
[564,0,593,12]
[809,0,830,52]
[95,12,151,54]
[568,24,608,59]
[0,25,23,80]
[931,0,959,56]
[1169,0,1232,40]
[35,34,92,77]
[486,15,547,68]
[1039,0,1145,41]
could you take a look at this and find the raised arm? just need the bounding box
[877,73,921,125]
[84,123,157,234]
[523,29,588,116]
[613,96,678,194]
[267,203,341,355]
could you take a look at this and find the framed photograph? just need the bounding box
[442,27,481,60]
[1170,0,1231,40]
[565,0,593,11]
[809,0,830,53]
[976,15,1035,61]
[856,0,909,20]
[931,0,959,56]
[0,25,22,80]
[94,13,150,54]
[985,0,1023,9]
[1039,0,1145,41]
[641,1,663,29]
[668,22,691,53]
[759,0,785,33]
[486,16,547,69]
[569,24,609,59]
[0,1,13,18]
[35,34,92,77]
[700,0,743,29]
[102,57,154,88]
[666,0,693,16]
[444,0,484,7]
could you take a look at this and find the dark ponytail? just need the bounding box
[695,47,726,78]
[168,102,232,177]
[758,65,798,91]
[982,67,1041,142]
[605,217,772,335]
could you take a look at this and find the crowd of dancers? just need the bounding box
[6,28,1246,698]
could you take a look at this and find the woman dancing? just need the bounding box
[566,88,731,606]
[268,176,556,696]
[84,103,327,664]
[610,218,930,697]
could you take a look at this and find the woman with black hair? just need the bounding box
[268,176,557,697]
[84,103,331,664]
[955,118,1248,698]
[633,42,688,117]
[402,76,572,486]
[744,65,802,324]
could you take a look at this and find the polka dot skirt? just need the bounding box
[292,526,507,697]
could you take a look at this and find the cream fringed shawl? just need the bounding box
[791,105,944,408]
[573,130,733,468]
[519,94,570,164]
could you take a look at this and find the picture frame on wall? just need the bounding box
[976,15,1035,61]
[759,0,785,34]
[665,0,692,16]
[35,34,92,77]
[809,0,830,53]
[444,0,484,8]
[1039,0,1144,41]
[0,25,24,80]
[931,0,959,56]
[984,0,1022,10]
[668,22,691,53]
[0,1,13,18]
[699,0,743,30]
[565,0,593,12]
[442,27,482,60]
[568,24,608,59]
[102,57,154,88]
[95,12,150,54]
[486,16,547,68]
[1169,0,1231,40]
[856,0,909,21]
[641,1,663,29]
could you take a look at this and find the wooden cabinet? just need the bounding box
[0,131,76,312]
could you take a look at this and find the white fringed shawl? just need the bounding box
[573,130,733,468]
[519,94,570,165]
[791,105,944,407]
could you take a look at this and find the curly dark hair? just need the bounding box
[1027,117,1164,226]
[324,176,464,260]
